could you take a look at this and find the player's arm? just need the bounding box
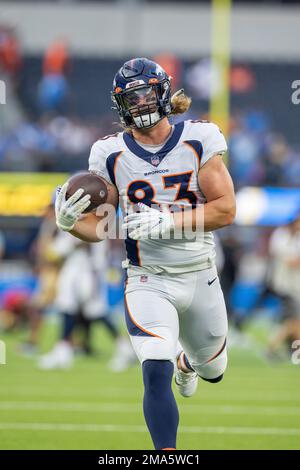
[123,155,235,239]
[56,139,120,242]
[173,154,236,231]
[70,212,109,243]
[56,181,119,243]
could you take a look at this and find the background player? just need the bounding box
[55,58,236,449]
[38,230,134,370]
[264,214,300,360]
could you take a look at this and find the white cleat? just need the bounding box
[38,341,74,370]
[175,369,198,397]
[174,354,198,398]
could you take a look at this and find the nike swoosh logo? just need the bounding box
[208,277,217,286]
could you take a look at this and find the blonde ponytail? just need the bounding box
[170,89,192,115]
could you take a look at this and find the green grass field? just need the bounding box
[0,320,300,450]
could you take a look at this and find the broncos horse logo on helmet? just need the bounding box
[111,58,172,129]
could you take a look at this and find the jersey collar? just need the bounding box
[123,121,185,167]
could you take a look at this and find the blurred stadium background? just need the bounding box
[0,0,300,450]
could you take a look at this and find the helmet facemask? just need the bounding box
[112,79,172,129]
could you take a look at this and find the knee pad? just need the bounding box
[131,333,176,364]
[140,339,175,362]
[191,349,227,380]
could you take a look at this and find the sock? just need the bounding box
[142,360,179,450]
[179,352,195,372]
[61,313,76,341]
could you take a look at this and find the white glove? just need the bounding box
[55,182,91,231]
[122,203,175,240]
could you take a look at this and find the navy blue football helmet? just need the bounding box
[111,58,172,129]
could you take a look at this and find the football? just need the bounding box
[65,171,109,213]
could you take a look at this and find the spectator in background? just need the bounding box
[152,53,182,90]
[38,39,70,113]
[228,111,269,187]
[0,231,5,259]
[19,202,60,355]
[263,134,290,186]
[43,39,70,76]
[38,74,69,113]
[282,148,300,187]
[0,25,24,135]
[0,26,22,77]
[265,214,300,360]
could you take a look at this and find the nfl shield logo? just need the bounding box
[140,275,148,283]
[151,155,160,166]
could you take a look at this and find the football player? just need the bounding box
[38,232,134,371]
[55,58,236,450]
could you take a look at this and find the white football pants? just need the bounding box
[125,265,228,380]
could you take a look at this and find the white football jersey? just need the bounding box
[89,120,227,274]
